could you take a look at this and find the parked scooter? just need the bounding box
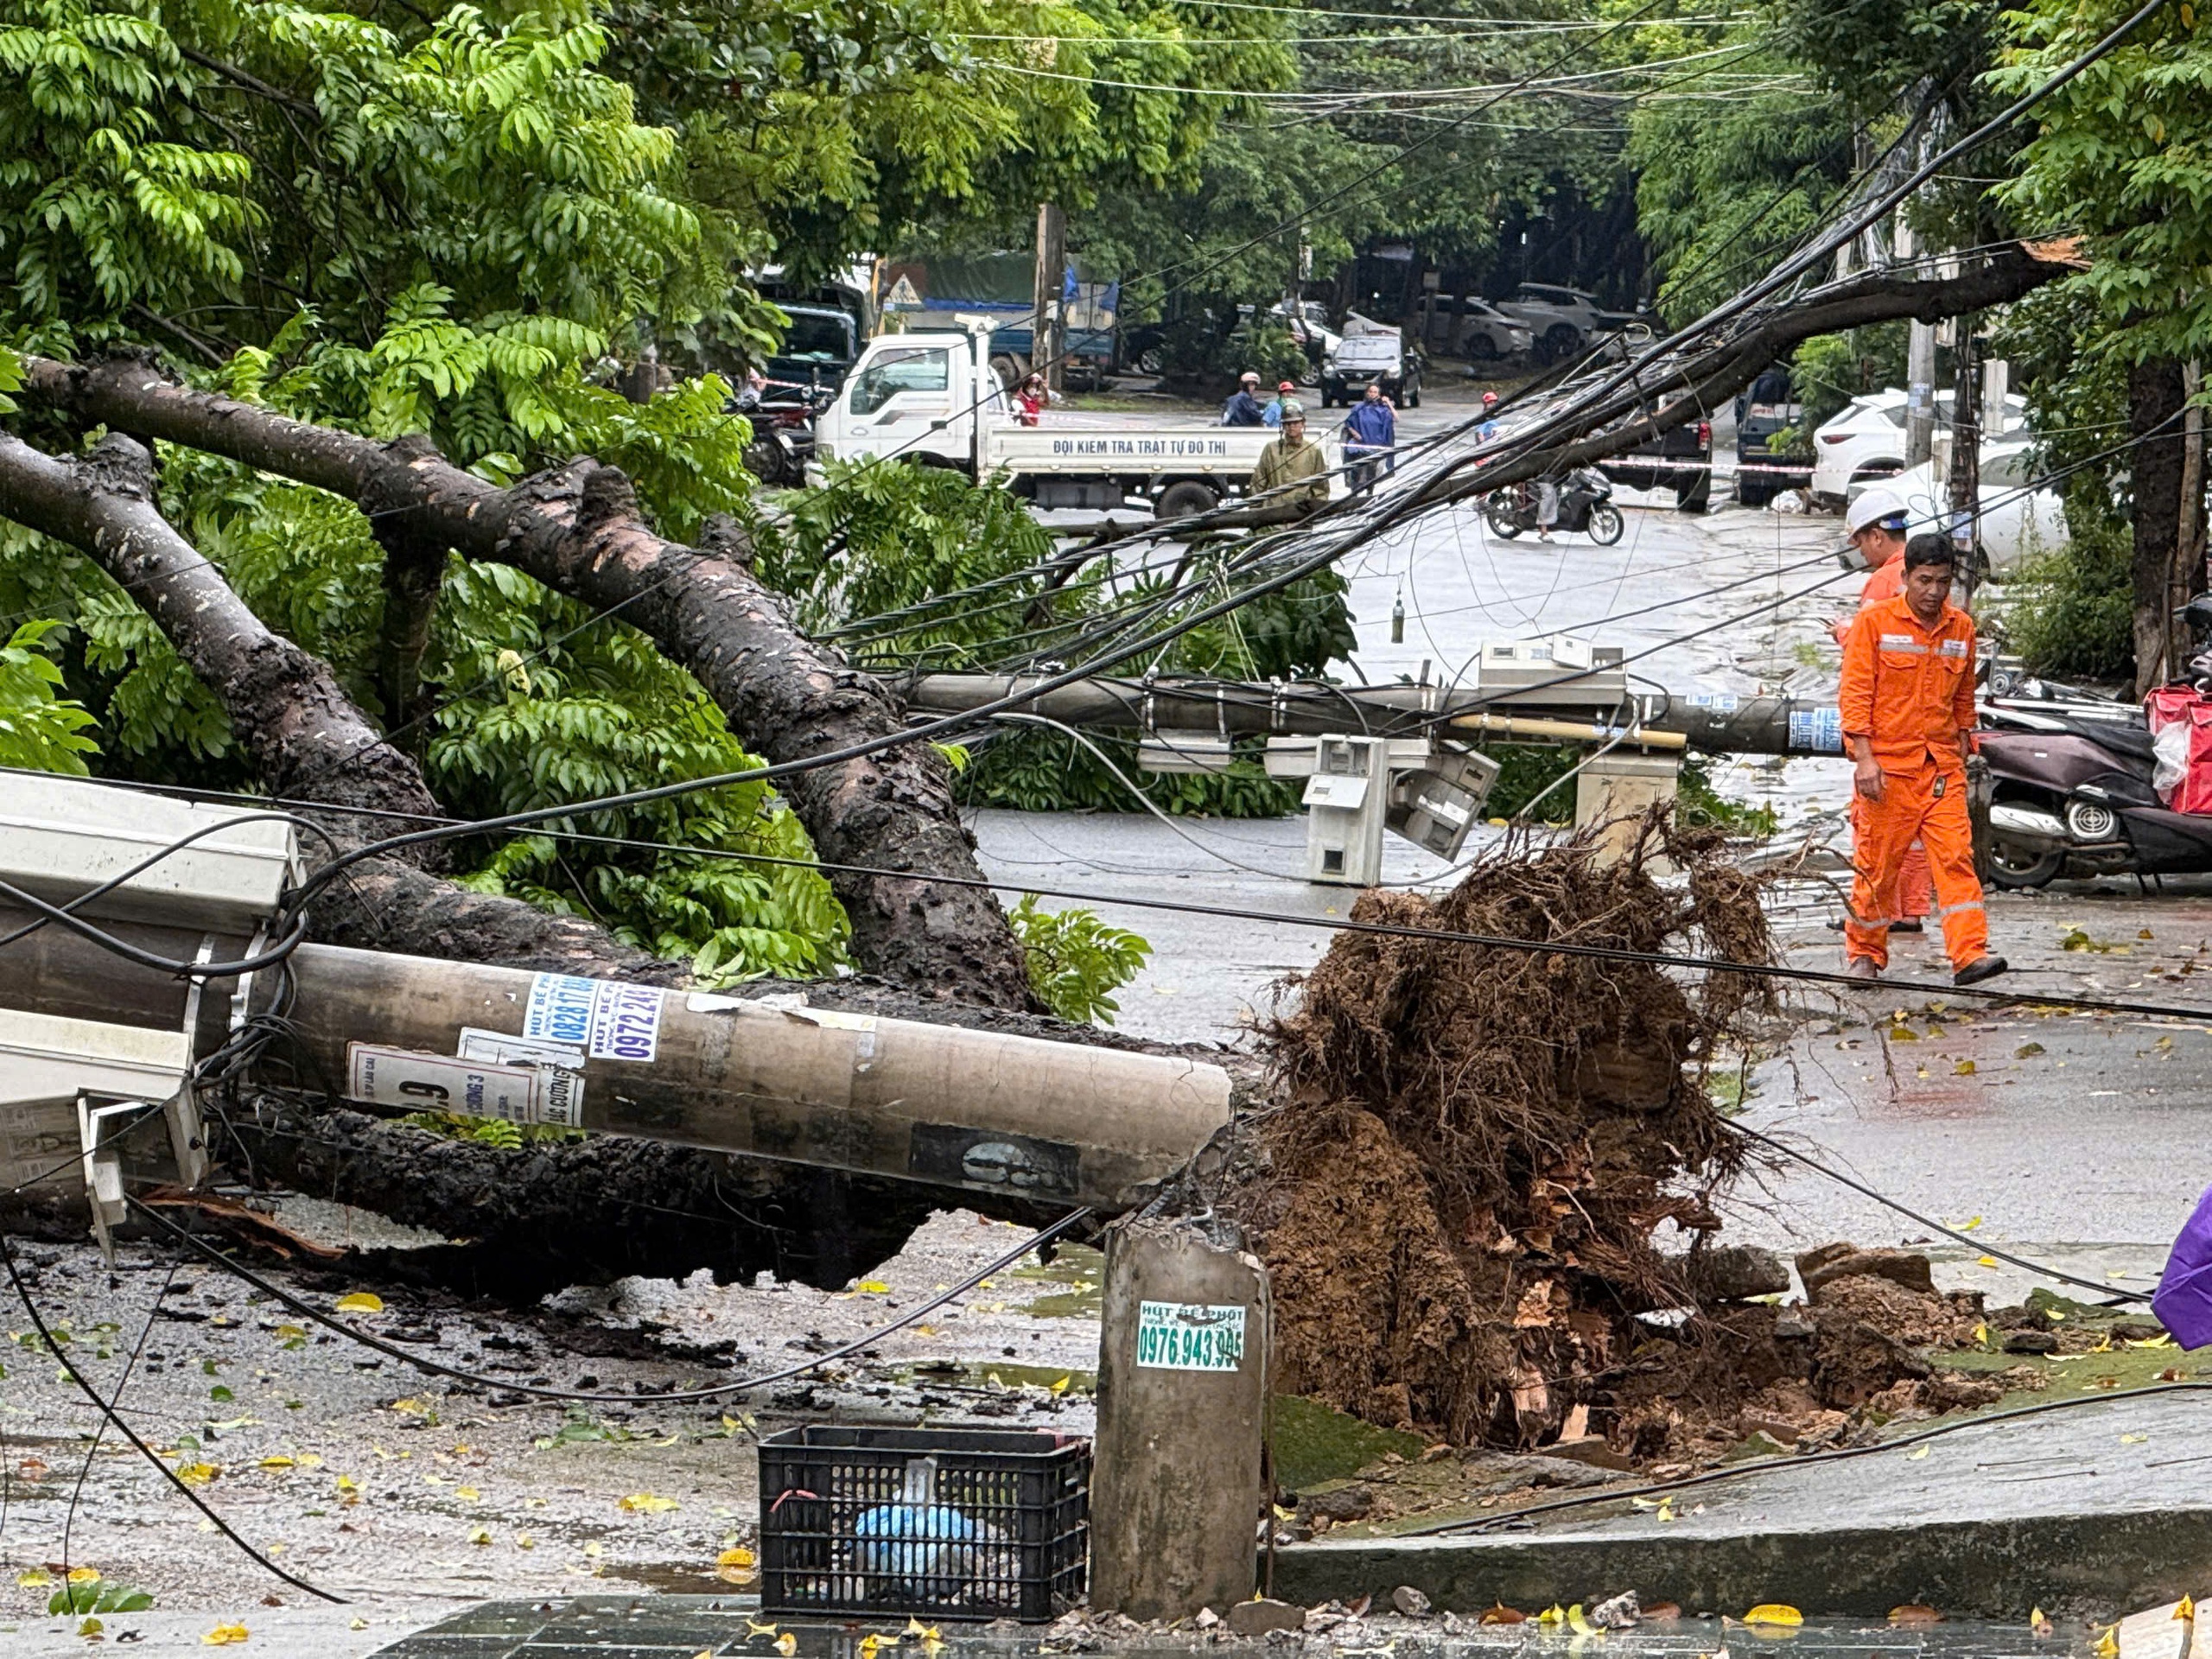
[1979,597,2212,887]
[741,383,834,487]
[1482,467,1624,545]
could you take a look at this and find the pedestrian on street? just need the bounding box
[1014,372,1050,426]
[1832,486,1934,933]
[1342,381,1396,494]
[1249,400,1329,520]
[1476,389,1500,445]
[1262,378,1296,428]
[1221,371,1267,427]
[1839,535,2006,987]
[1533,474,1560,543]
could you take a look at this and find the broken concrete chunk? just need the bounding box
[2003,1329,2061,1355]
[1686,1243,1790,1302]
[1391,1586,1432,1618]
[1193,1609,1220,1630]
[1588,1592,1641,1630]
[1800,1248,1936,1297]
[1226,1599,1308,1637]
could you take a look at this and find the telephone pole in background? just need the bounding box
[1899,205,1939,470]
[1949,323,1981,602]
[1033,203,1067,394]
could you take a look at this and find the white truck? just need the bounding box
[811,323,1340,518]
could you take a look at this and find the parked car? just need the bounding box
[1809,388,2029,505]
[1117,322,1170,376]
[1597,406,1712,512]
[1455,297,1535,362]
[1495,283,1633,363]
[1843,435,2069,576]
[1733,367,1809,507]
[1321,327,1421,408]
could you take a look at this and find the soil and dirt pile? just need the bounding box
[1236,813,2021,1465]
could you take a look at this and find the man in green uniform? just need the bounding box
[1247,400,1329,521]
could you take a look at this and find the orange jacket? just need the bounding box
[1831,551,1906,645]
[1840,593,1976,772]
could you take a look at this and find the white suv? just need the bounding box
[1809,389,2028,505]
[1495,283,1618,361]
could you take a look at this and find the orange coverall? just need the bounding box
[1834,550,1931,923]
[1838,593,1987,971]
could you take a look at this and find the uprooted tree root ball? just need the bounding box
[1241,812,1774,1453]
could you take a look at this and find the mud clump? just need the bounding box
[1244,815,1778,1452]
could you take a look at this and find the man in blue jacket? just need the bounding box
[1220,371,1267,427]
[1341,382,1396,494]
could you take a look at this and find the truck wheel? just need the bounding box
[1156,481,1219,521]
[989,354,1023,391]
[1675,473,1712,513]
[1136,347,1164,375]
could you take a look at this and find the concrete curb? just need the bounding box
[1274,1507,2212,1620]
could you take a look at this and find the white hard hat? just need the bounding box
[1844,484,1910,537]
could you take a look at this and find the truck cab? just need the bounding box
[817,324,1341,518]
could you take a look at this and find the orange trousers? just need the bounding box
[1849,803,1935,921]
[1846,758,1987,971]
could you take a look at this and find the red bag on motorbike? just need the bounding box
[2145,686,2212,814]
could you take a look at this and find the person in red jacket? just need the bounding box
[1838,536,2005,987]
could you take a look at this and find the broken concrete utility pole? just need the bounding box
[892,671,1849,758]
[0,777,1231,1227]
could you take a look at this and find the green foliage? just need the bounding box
[0,619,99,774]
[2000,528,2134,685]
[1484,743,1579,825]
[1993,0,2212,365]
[1161,317,1306,387]
[1008,893,1150,1025]
[966,728,1301,817]
[1792,327,1908,438]
[1677,754,1778,836]
[400,1110,580,1150]
[48,1581,154,1618]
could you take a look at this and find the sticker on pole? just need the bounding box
[1135,1300,1247,1371]
[347,1046,541,1121]
[523,974,664,1063]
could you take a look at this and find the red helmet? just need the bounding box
[1481,391,1499,406]
[1278,380,1295,392]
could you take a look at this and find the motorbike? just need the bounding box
[1482,467,1624,545]
[739,382,834,487]
[1978,597,2212,887]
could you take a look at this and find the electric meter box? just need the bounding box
[1302,736,1391,886]
[1474,634,1626,709]
[0,772,301,933]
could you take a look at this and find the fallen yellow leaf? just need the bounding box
[620,1492,678,1514]
[177,1462,220,1485]
[467,1527,492,1546]
[1567,1604,1599,1635]
[2121,1433,2148,1446]
[1050,1376,1071,1395]
[1906,1445,1930,1460]
[719,1548,757,1569]
[334,1293,383,1314]
[203,1624,251,1646]
[859,1637,885,1658]
[2097,1625,2119,1658]
[16,1569,52,1587]
[258,1456,295,1471]
[67,1567,100,1584]
[2031,1607,2053,1637]
[1976,1255,1999,1268]
[78,1618,104,1639]
[2177,1595,2196,1621]
[1745,1605,1803,1628]
[857,1281,890,1294]
[1954,1059,1976,1076]
[746,1618,778,1637]
[517,1534,535,1550]
[903,1617,942,1640]
[1537,1605,1567,1627]
[776,1636,798,1656]
[456,1485,480,1501]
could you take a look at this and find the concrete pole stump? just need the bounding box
[1088,1217,1271,1621]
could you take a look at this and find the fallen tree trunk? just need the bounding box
[0,429,668,980]
[16,356,1033,1008]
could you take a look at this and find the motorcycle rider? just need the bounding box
[1839,536,2006,987]
[1341,382,1396,495]
[1262,378,1296,429]
[1221,371,1268,427]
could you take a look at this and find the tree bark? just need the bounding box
[2131,359,2188,697]
[371,435,448,741]
[0,429,669,979]
[16,355,1034,1008]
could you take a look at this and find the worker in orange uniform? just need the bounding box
[1833,487,1933,934]
[1838,535,2006,986]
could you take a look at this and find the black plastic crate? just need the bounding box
[758,1426,1090,1623]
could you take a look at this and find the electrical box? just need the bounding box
[1264,735,1433,779]
[1575,751,1682,868]
[1389,745,1502,861]
[1302,736,1391,886]
[0,1007,193,1206]
[0,773,300,933]
[1138,731,1238,775]
[1474,634,1625,709]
